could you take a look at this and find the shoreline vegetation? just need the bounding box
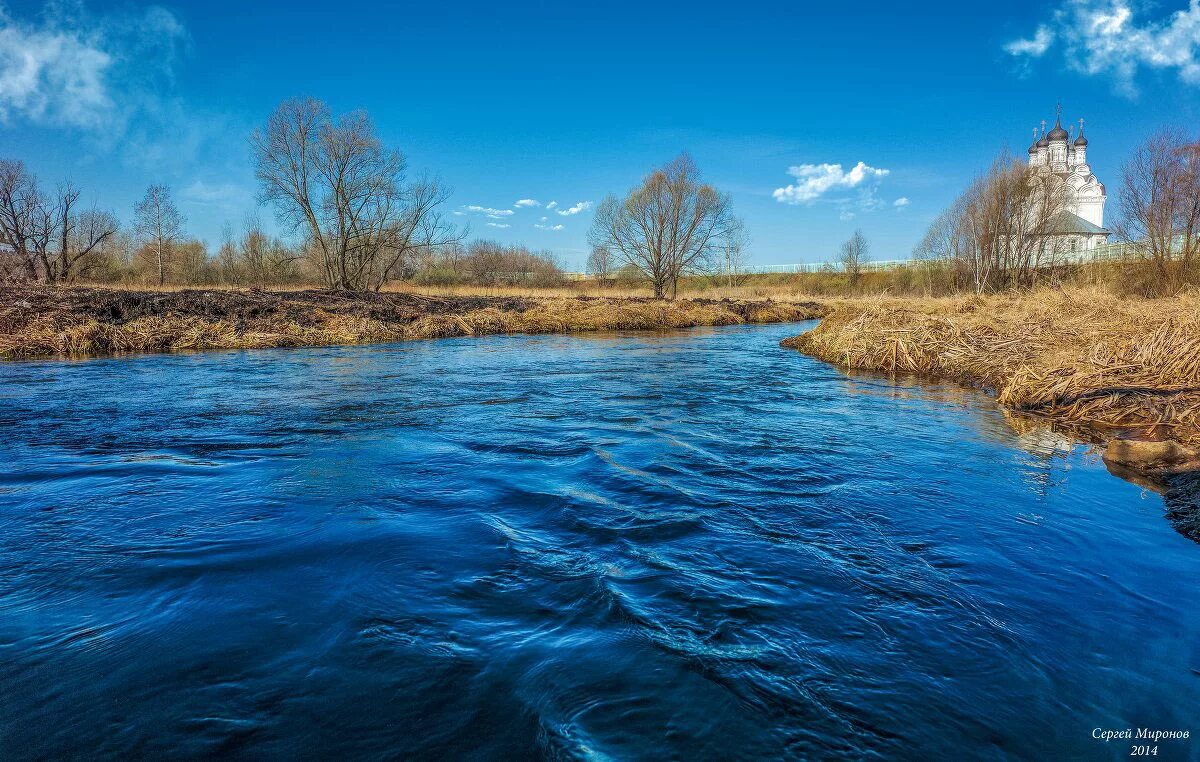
[5,283,1200,482]
[782,287,1200,479]
[0,285,825,360]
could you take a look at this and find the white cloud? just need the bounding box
[773,161,890,205]
[486,222,511,228]
[1004,26,1055,57]
[463,205,515,219]
[555,200,592,216]
[1004,0,1200,94]
[0,5,187,131]
[181,180,252,209]
[839,210,856,222]
[514,199,540,207]
[0,12,112,128]
[546,201,558,210]
[894,197,911,208]
[535,223,564,231]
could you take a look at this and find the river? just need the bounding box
[1,323,1198,759]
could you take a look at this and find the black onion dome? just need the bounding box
[1074,132,1088,147]
[1047,118,1069,141]
[1037,133,1049,148]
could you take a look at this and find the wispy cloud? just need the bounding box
[535,222,564,231]
[1004,0,1200,95]
[181,179,252,209]
[486,222,511,228]
[773,161,890,205]
[463,205,515,219]
[0,4,188,132]
[838,210,856,222]
[546,201,558,210]
[514,199,540,207]
[554,200,592,216]
[893,197,911,209]
[1004,25,1055,57]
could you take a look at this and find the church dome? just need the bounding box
[1074,132,1088,147]
[1037,133,1049,148]
[1047,117,1069,142]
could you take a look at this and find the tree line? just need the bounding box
[6,94,1194,298]
[0,97,749,296]
[913,127,1200,296]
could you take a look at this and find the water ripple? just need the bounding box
[1,323,1198,759]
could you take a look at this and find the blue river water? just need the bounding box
[1,322,1199,760]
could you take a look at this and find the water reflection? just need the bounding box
[837,365,1200,541]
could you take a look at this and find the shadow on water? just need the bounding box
[1,321,1199,760]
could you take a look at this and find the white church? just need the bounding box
[1027,106,1110,252]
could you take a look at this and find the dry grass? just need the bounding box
[67,279,862,302]
[783,287,1200,449]
[0,286,826,360]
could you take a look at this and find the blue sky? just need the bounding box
[2,0,1199,268]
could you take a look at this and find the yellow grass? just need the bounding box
[67,279,851,302]
[0,287,826,360]
[783,287,1200,448]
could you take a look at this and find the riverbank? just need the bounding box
[782,288,1200,475]
[0,286,827,360]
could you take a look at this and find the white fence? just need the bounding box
[726,241,1142,276]
[564,241,1150,279]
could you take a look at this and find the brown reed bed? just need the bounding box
[0,286,827,360]
[783,288,1200,471]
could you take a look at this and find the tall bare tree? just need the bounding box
[915,151,1070,292]
[588,154,741,298]
[134,184,186,286]
[839,229,869,286]
[717,223,749,288]
[251,98,459,291]
[586,244,613,285]
[47,184,119,283]
[0,162,118,283]
[0,160,48,282]
[1114,128,1200,295]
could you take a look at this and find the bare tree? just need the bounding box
[1114,128,1200,295]
[839,229,869,287]
[586,244,613,285]
[47,184,119,283]
[174,239,215,285]
[251,97,459,291]
[915,151,1070,292]
[588,153,741,298]
[457,239,565,286]
[0,162,118,283]
[717,222,750,288]
[134,184,186,286]
[0,160,48,282]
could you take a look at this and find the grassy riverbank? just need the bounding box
[0,286,827,360]
[783,288,1200,471]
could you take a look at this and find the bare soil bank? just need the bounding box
[783,289,1200,479]
[0,286,827,360]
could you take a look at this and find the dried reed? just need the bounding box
[0,286,827,360]
[783,288,1200,446]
